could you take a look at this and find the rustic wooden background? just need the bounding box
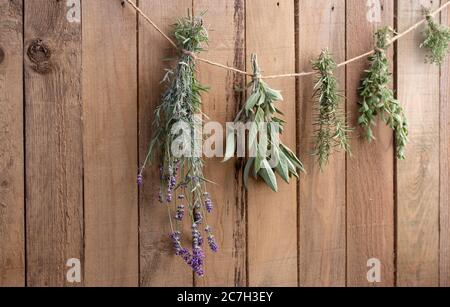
[0,0,449,287]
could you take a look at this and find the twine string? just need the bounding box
[122,0,450,79]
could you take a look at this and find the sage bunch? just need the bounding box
[312,49,352,170]
[225,54,304,192]
[358,27,408,160]
[139,14,218,277]
[420,12,450,65]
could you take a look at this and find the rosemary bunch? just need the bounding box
[139,14,218,277]
[358,27,408,160]
[420,12,450,65]
[312,49,352,170]
[225,54,305,192]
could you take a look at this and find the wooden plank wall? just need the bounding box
[0,0,24,287]
[0,0,449,287]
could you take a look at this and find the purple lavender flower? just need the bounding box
[205,197,213,213]
[208,235,219,253]
[194,212,203,224]
[137,174,144,187]
[198,232,204,246]
[191,224,205,276]
[175,205,185,221]
[179,248,192,265]
[191,247,205,277]
[170,231,182,254]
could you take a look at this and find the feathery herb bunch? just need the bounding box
[225,54,305,192]
[312,49,352,170]
[358,27,408,160]
[138,14,218,277]
[420,11,450,65]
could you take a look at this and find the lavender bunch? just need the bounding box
[139,14,218,277]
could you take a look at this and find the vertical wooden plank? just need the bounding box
[138,0,193,287]
[246,0,298,287]
[0,0,25,287]
[194,0,247,287]
[440,2,450,287]
[83,0,138,286]
[397,0,440,287]
[346,0,395,287]
[298,0,346,287]
[25,0,83,286]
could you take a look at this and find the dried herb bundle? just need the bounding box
[225,54,304,192]
[420,12,450,65]
[358,27,408,160]
[312,49,352,170]
[139,14,218,277]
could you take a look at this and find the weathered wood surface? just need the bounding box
[83,0,139,287]
[346,0,395,287]
[0,0,448,286]
[0,0,24,287]
[247,0,298,287]
[25,0,83,287]
[298,0,346,287]
[397,0,440,287]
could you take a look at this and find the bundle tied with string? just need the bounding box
[138,14,219,277]
[358,27,408,160]
[225,54,305,192]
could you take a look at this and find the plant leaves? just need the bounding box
[259,160,278,192]
[223,129,236,162]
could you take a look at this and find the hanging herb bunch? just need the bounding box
[358,27,408,160]
[420,10,450,65]
[225,54,305,192]
[312,49,352,170]
[138,14,218,277]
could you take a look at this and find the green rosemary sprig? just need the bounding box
[225,54,305,192]
[358,27,408,160]
[420,12,450,65]
[312,49,352,170]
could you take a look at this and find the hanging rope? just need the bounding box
[121,0,450,79]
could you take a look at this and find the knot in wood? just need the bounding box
[27,39,52,74]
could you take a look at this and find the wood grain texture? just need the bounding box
[138,0,193,287]
[298,0,346,287]
[246,0,298,287]
[346,0,395,287]
[440,2,450,287]
[397,0,440,287]
[25,0,83,286]
[0,0,25,287]
[83,0,138,287]
[194,0,247,287]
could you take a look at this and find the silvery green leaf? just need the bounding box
[259,160,278,192]
[223,130,236,162]
[246,93,260,112]
[276,156,290,184]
